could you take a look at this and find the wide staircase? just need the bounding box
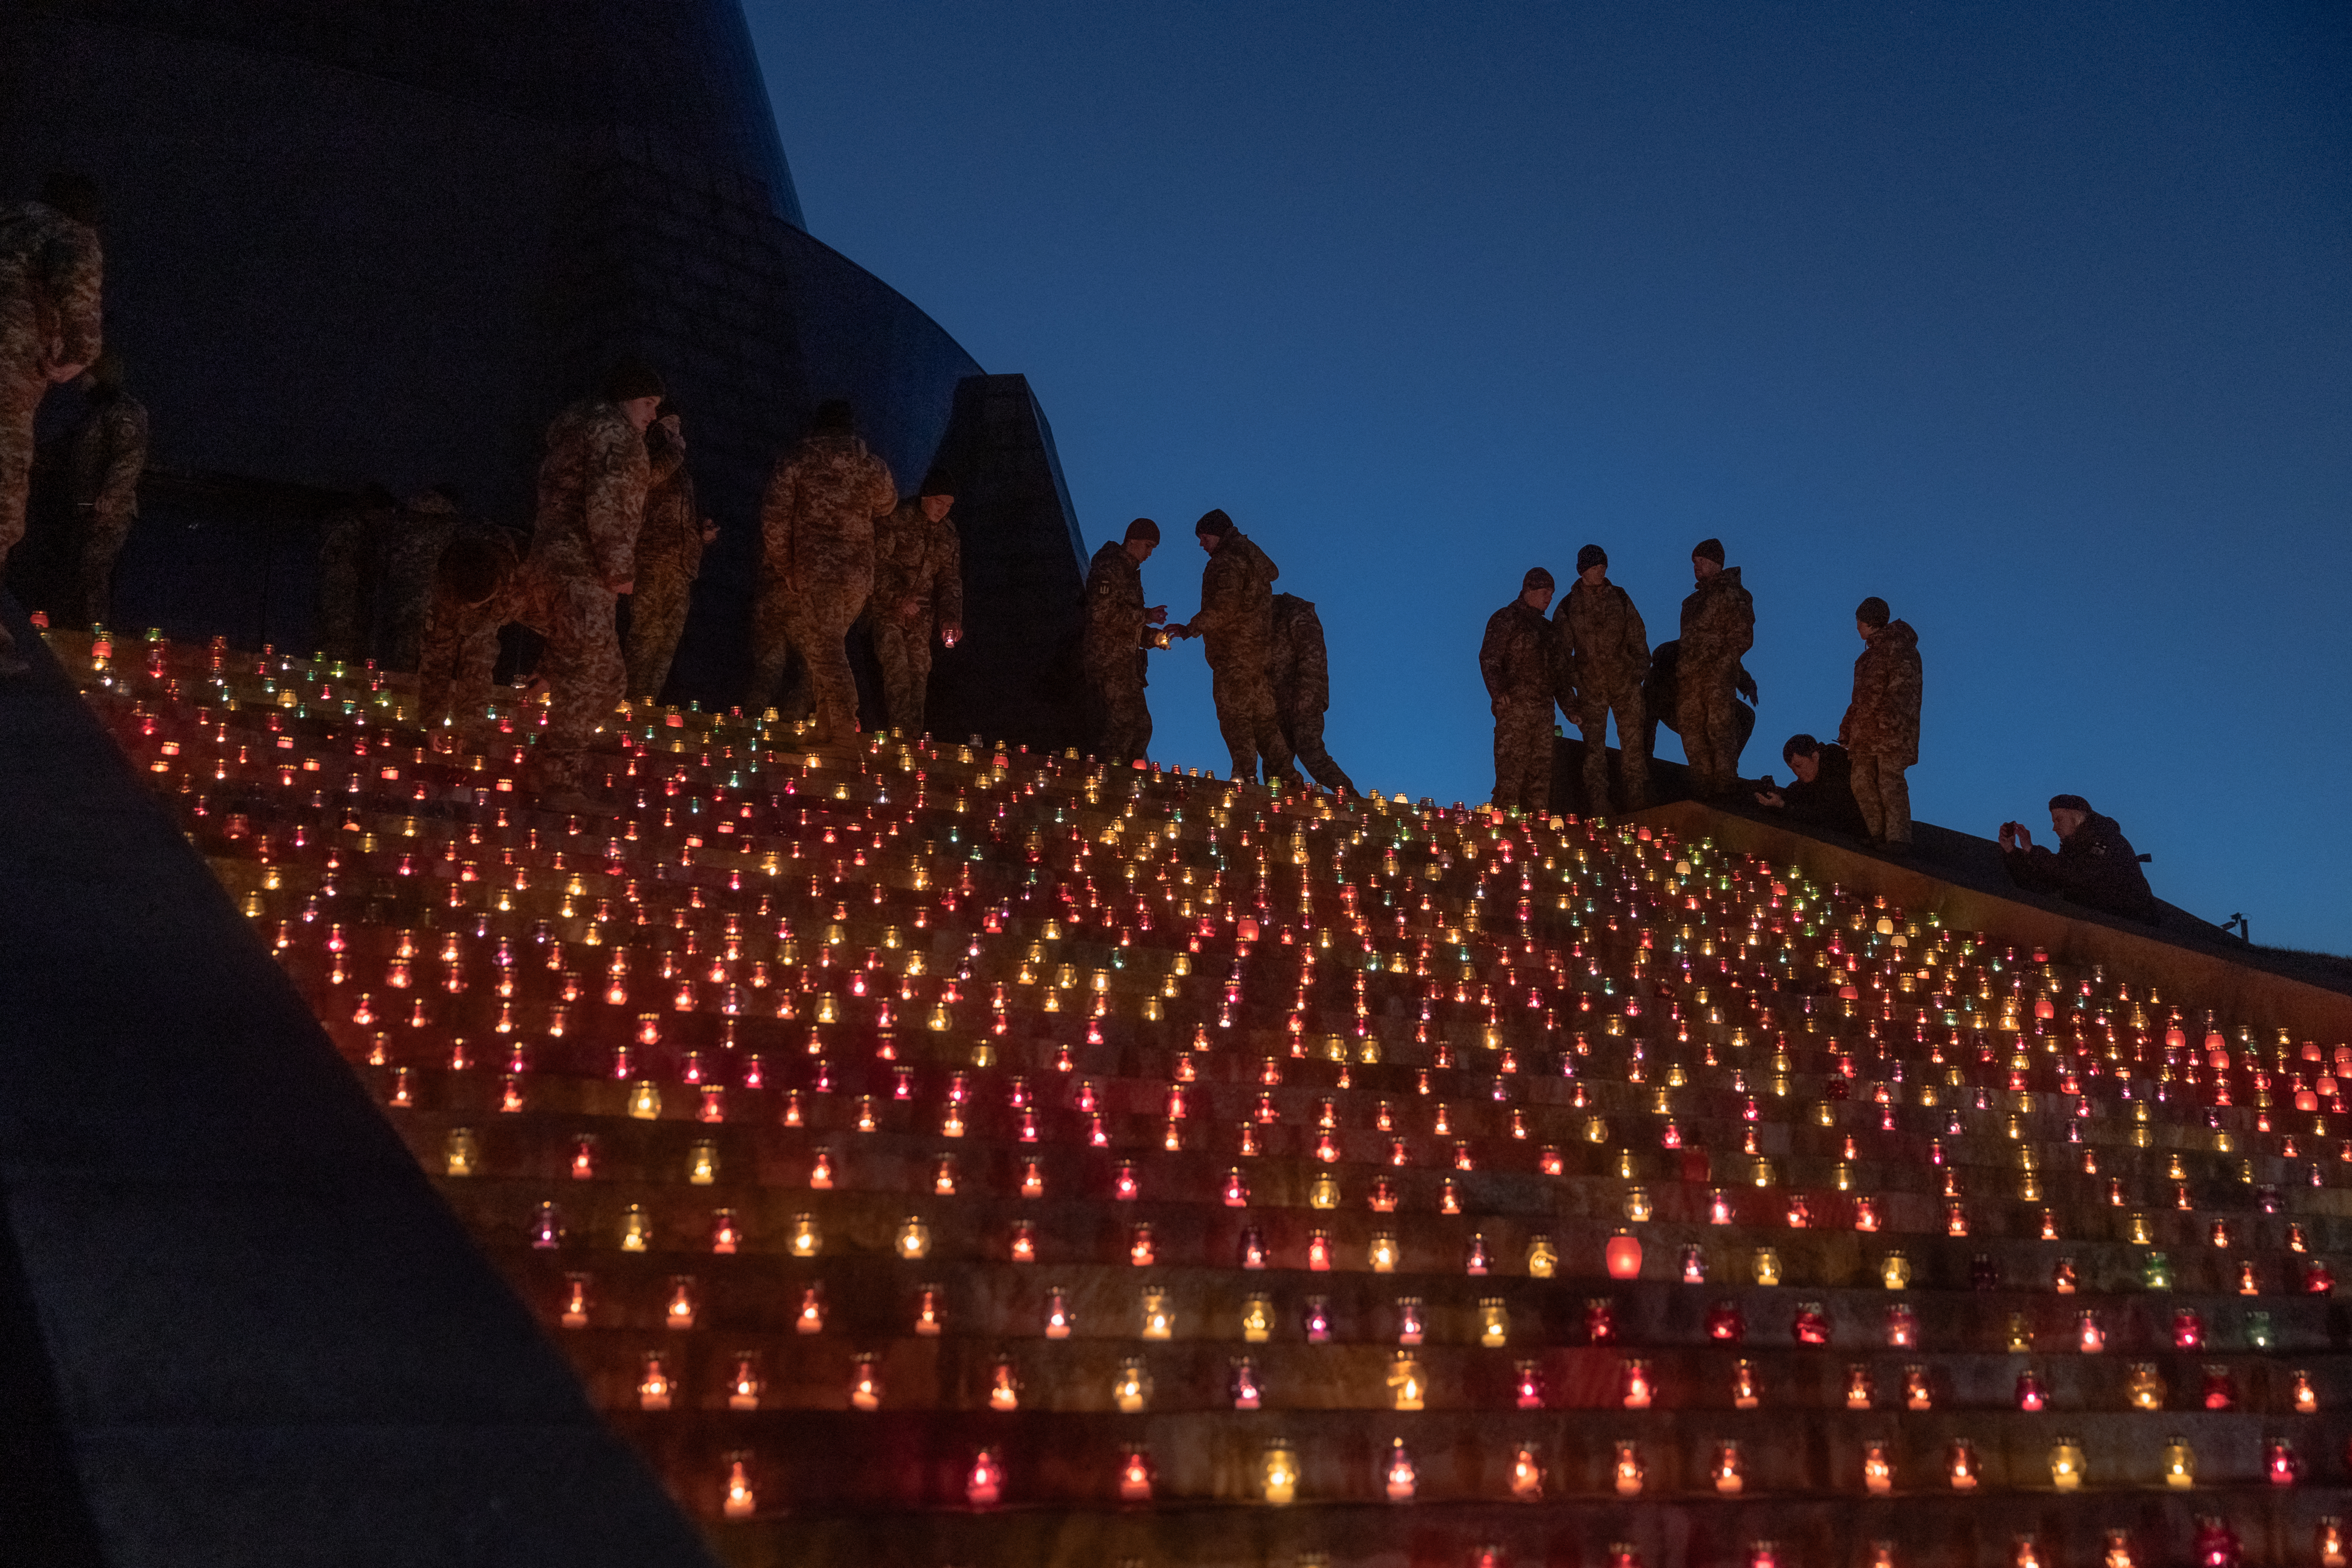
[57,620,2352,1568]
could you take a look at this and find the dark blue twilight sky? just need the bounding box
[747,2,2352,952]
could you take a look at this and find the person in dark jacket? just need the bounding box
[2000,794,2156,922]
[1755,734,1866,834]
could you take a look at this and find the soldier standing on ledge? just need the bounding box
[1839,595,1922,851]
[870,466,963,736]
[623,407,707,703]
[751,399,897,747]
[1553,543,1649,814]
[1675,537,1755,798]
[1269,591,1356,796]
[1480,566,1557,817]
[66,349,147,627]
[0,173,105,678]
[510,360,662,810]
[1081,517,1166,765]
[1176,508,1299,789]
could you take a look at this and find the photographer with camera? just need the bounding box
[1999,794,2156,923]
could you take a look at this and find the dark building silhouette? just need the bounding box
[0,0,1086,746]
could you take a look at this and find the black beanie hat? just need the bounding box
[919,465,957,499]
[603,359,665,404]
[1522,566,1555,593]
[1194,508,1234,539]
[1692,537,1725,565]
[1124,517,1161,544]
[1856,596,1891,629]
[2048,793,2093,815]
[1575,544,1607,574]
[810,399,854,436]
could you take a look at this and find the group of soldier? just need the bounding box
[0,173,2143,920]
[1481,538,1926,850]
[1079,509,1355,797]
[399,367,968,812]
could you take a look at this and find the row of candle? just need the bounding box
[65,629,2352,1557]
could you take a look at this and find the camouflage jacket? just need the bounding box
[1840,618,1922,765]
[1677,566,1754,670]
[873,499,963,632]
[1268,593,1330,716]
[529,400,651,584]
[68,391,147,515]
[1082,540,1148,675]
[0,201,103,372]
[1480,599,1555,708]
[1553,578,1647,705]
[761,433,897,592]
[1190,531,1279,671]
[632,420,701,580]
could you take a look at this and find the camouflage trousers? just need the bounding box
[624,558,694,703]
[1575,684,1649,814]
[745,579,804,719]
[74,500,133,628]
[1491,698,1553,815]
[774,572,868,743]
[0,360,44,571]
[510,566,624,792]
[0,362,42,662]
[1849,750,1912,846]
[1677,664,1742,796]
[1281,706,1356,795]
[1213,662,1296,785]
[1085,651,1152,764]
[871,612,934,736]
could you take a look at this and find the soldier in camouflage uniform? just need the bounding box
[1081,517,1167,764]
[417,523,529,746]
[750,399,897,745]
[1675,537,1755,798]
[1838,595,1922,848]
[869,465,963,736]
[1176,508,1298,788]
[622,409,706,703]
[511,361,663,805]
[1553,543,1649,814]
[66,350,147,627]
[1269,591,1356,795]
[315,484,401,661]
[1480,566,1558,815]
[0,174,105,677]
